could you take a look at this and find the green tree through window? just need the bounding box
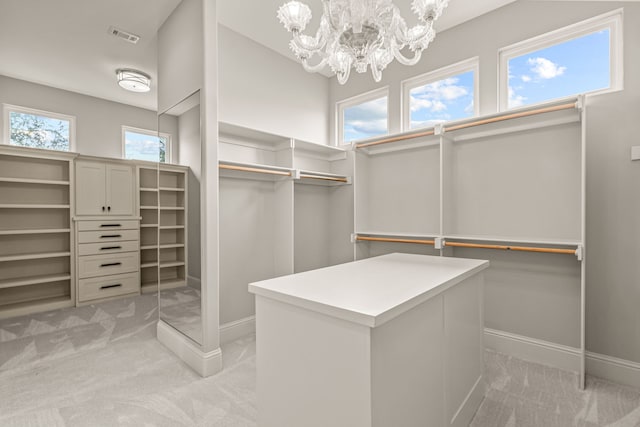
[9,111,71,151]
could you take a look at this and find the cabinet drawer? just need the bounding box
[77,220,139,231]
[78,252,139,279]
[78,272,139,302]
[78,229,139,244]
[78,240,139,256]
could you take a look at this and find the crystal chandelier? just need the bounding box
[277,0,448,84]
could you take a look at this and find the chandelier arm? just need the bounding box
[392,43,423,66]
[302,57,329,73]
[321,0,339,31]
[292,29,327,52]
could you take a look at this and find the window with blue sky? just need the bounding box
[507,30,612,109]
[409,71,475,129]
[7,108,72,151]
[123,128,168,163]
[342,95,388,143]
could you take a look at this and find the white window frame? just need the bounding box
[2,103,76,151]
[401,57,479,131]
[336,86,389,146]
[498,8,623,111]
[121,125,172,163]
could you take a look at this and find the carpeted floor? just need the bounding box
[1,292,639,426]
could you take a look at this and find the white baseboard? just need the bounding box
[484,328,640,389]
[220,315,255,344]
[187,275,201,290]
[484,328,581,373]
[450,375,484,427]
[157,320,222,377]
[586,351,640,389]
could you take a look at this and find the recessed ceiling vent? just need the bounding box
[108,26,140,44]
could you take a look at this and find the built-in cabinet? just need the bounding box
[0,146,75,319]
[137,164,188,294]
[75,160,135,216]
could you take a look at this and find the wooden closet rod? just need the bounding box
[444,102,577,133]
[354,101,577,150]
[356,236,435,245]
[443,241,576,255]
[219,164,292,177]
[355,129,435,149]
[299,174,349,183]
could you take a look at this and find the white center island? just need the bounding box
[248,253,490,427]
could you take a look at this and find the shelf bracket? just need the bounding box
[434,237,444,250]
[575,245,584,261]
[575,95,585,112]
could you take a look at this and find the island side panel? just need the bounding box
[444,273,485,427]
[255,295,373,427]
[371,294,445,427]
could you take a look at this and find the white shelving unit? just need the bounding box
[0,147,76,319]
[351,97,587,388]
[218,123,353,328]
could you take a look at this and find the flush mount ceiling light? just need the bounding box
[278,0,448,84]
[116,69,151,93]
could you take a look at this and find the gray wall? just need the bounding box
[330,1,640,364]
[218,25,330,145]
[0,75,177,159]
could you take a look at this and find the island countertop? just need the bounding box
[248,253,489,327]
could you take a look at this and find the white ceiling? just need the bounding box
[0,0,519,110]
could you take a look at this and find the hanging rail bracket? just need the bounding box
[434,237,444,250]
[575,245,584,261]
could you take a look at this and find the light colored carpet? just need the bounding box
[1,293,639,426]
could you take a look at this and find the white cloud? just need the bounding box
[410,76,470,114]
[527,57,566,79]
[521,75,531,83]
[464,100,474,114]
[508,86,526,108]
[345,119,387,136]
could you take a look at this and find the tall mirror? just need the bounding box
[158,90,202,344]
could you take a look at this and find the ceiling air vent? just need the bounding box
[108,26,140,44]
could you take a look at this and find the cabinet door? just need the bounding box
[76,161,106,216]
[106,164,134,215]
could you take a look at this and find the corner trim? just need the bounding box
[157,320,222,377]
[220,315,255,344]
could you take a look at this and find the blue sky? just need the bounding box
[508,30,610,108]
[343,96,388,142]
[124,131,166,162]
[409,71,474,129]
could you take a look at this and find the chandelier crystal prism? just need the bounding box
[277,0,449,84]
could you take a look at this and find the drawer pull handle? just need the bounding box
[100,246,122,251]
[100,224,122,228]
[100,235,122,239]
[100,283,122,290]
[100,262,122,267]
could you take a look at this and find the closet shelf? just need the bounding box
[141,262,158,269]
[219,161,293,181]
[159,225,184,230]
[0,274,71,290]
[355,231,440,239]
[140,224,159,228]
[0,177,70,186]
[0,228,70,236]
[140,206,158,210]
[442,234,582,247]
[0,296,72,320]
[159,244,184,249]
[0,204,70,209]
[159,278,186,289]
[159,261,185,268]
[0,251,71,263]
[159,187,185,192]
[296,170,351,186]
[140,245,158,250]
[159,206,185,211]
[140,187,158,192]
